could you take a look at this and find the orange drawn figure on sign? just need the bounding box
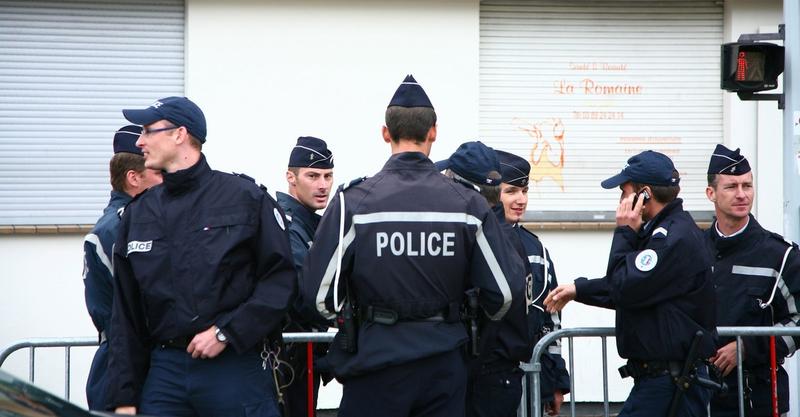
[512,117,566,191]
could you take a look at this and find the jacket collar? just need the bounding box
[109,190,132,207]
[163,153,211,195]
[382,151,435,171]
[710,214,760,253]
[276,191,320,228]
[639,198,684,237]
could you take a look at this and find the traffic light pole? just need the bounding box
[783,2,799,248]
[782,2,800,415]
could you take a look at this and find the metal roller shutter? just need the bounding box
[0,0,184,226]
[480,0,723,221]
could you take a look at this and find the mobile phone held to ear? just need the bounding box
[632,190,650,207]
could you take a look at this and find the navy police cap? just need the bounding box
[288,136,334,169]
[601,150,679,189]
[113,125,143,156]
[122,96,207,143]
[435,141,501,186]
[388,75,434,109]
[707,144,751,176]
[495,150,530,187]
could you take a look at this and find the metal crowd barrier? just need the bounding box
[3,328,799,417]
[524,326,800,417]
[0,332,335,402]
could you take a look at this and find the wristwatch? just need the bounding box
[214,326,228,344]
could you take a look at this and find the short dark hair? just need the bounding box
[707,174,718,188]
[385,106,437,144]
[633,170,680,204]
[109,152,146,193]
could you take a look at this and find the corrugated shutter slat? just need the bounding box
[0,0,184,225]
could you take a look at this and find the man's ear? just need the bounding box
[382,126,392,143]
[706,185,716,203]
[125,169,140,191]
[173,126,188,145]
[286,170,296,187]
[427,125,437,143]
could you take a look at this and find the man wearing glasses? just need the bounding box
[107,96,296,417]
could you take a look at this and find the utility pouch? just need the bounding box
[336,301,358,353]
[463,288,480,357]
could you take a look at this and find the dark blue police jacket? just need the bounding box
[474,205,570,399]
[276,191,326,331]
[301,151,519,379]
[107,154,296,408]
[276,192,321,271]
[84,191,131,338]
[83,191,130,410]
[706,215,800,414]
[515,224,571,398]
[573,198,717,361]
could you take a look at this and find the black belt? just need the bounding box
[359,304,460,325]
[158,336,193,350]
[619,359,683,380]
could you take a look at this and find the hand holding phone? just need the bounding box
[617,189,647,231]
[632,190,650,207]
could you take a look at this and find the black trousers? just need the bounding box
[466,366,523,417]
[338,349,467,417]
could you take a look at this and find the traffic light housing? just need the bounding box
[721,42,784,93]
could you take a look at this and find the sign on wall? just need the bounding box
[479,0,723,221]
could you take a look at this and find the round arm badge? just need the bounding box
[273,207,286,231]
[634,249,658,272]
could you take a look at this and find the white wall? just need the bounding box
[185,0,481,197]
[0,234,95,406]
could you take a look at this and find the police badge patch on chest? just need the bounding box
[635,249,658,272]
[127,240,152,255]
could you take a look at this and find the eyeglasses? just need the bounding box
[141,126,178,136]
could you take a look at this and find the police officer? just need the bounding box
[435,142,529,417]
[82,125,162,410]
[107,96,296,417]
[705,145,800,417]
[544,150,717,417]
[495,150,570,416]
[301,76,518,417]
[276,136,334,417]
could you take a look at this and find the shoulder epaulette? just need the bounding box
[769,231,799,249]
[452,176,480,193]
[336,176,367,193]
[232,172,255,183]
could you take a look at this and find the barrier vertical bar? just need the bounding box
[65,346,71,400]
[533,361,541,417]
[602,336,609,417]
[770,336,778,417]
[569,336,575,417]
[29,347,35,383]
[519,371,528,417]
[737,336,745,417]
[307,342,314,417]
